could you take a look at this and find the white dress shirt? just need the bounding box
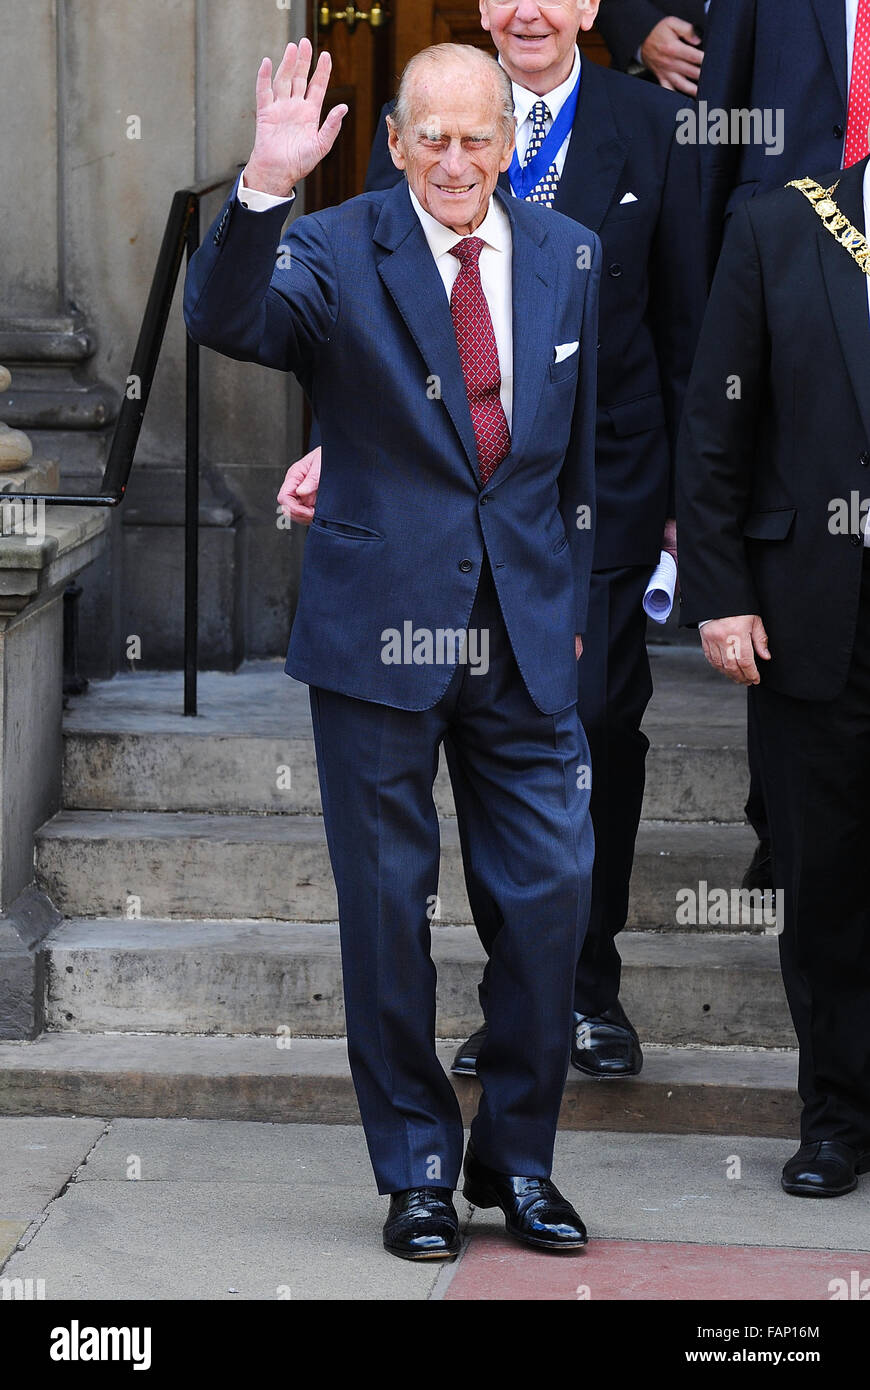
[508,45,581,184]
[847,0,859,96]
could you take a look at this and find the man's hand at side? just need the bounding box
[278,445,321,523]
[641,17,704,97]
[243,38,348,199]
[701,615,770,685]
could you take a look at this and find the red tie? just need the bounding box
[845,0,870,167]
[449,237,511,486]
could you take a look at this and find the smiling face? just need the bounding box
[387,59,515,236]
[479,0,600,95]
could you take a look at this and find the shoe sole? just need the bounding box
[780,1178,858,1198]
[462,1183,587,1250]
[570,1061,643,1079]
[383,1242,460,1260]
[450,1063,478,1077]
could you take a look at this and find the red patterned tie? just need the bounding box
[449,237,511,486]
[845,0,870,167]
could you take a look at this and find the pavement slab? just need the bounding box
[1,1122,868,1301]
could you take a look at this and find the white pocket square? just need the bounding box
[554,341,579,363]
[619,191,638,204]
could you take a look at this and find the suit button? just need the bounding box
[459,558,473,572]
[608,262,623,278]
[850,534,863,546]
[480,495,490,505]
[861,451,870,466]
[834,124,844,139]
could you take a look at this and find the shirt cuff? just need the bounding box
[698,619,715,628]
[237,171,296,212]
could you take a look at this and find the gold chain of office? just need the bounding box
[787,176,870,277]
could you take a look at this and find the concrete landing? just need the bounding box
[1,1120,867,1301]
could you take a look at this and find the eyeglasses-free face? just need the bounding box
[479,0,599,93]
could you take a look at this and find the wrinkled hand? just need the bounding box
[575,635,583,660]
[641,17,704,97]
[277,445,321,523]
[243,39,347,198]
[662,516,679,600]
[701,615,770,685]
[662,517,677,565]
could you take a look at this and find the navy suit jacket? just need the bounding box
[698,0,849,278]
[365,58,705,568]
[184,179,601,714]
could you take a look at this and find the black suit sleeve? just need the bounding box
[676,198,768,626]
[364,100,403,192]
[648,118,706,513]
[596,0,669,70]
[697,0,758,282]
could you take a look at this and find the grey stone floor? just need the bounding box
[1,1119,868,1301]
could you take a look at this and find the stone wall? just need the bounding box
[0,0,310,675]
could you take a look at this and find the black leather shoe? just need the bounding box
[462,1143,587,1251]
[571,1001,643,1078]
[781,1141,870,1198]
[451,1024,488,1076]
[742,838,773,892]
[383,1187,460,1260]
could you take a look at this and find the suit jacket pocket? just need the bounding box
[548,354,580,384]
[742,508,796,541]
[310,516,384,541]
[604,393,666,437]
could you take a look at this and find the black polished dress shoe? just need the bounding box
[781,1141,870,1198]
[742,838,773,892]
[383,1187,460,1260]
[571,1001,643,1078]
[451,1024,488,1075]
[462,1143,587,1251]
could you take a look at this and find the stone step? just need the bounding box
[61,650,750,823]
[0,1033,801,1137]
[43,921,793,1047]
[35,811,760,931]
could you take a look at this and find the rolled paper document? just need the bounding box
[643,550,678,624]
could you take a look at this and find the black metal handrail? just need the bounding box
[15,166,242,714]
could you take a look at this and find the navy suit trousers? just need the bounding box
[307,550,594,1194]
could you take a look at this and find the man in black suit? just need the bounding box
[697,0,866,893]
[294,0,705,1081]
[596,0,708,95]
[677,151,870,1197]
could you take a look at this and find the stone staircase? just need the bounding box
[0,649,801,1137]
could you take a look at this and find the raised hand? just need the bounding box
[243,39,348,198]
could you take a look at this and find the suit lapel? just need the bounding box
[553,58,628,231]
[374,182,480,485]
[497,189,555,485]
[817,160,870,444]
[810,0,848,106]
[497,60,628,232]
[374,183,557,490]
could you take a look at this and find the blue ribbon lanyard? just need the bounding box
[508,69,581,200]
